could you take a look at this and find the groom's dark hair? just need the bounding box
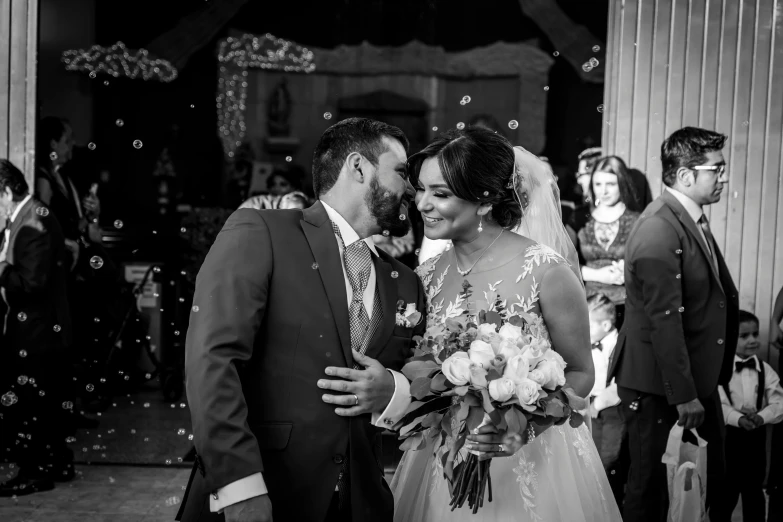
[312,117,408,196]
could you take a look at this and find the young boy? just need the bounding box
[587,293,627,506]
[714,310,783,522]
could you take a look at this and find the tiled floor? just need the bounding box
[0,463,749,521]
[0,465,190,522]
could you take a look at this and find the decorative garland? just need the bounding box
[217,33,316,157]
[62,41,178,82]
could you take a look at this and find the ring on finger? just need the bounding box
[352,394,359,406]
[498,443,506,453]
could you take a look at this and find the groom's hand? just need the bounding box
[318,349,396,416]
[224,494,273,522]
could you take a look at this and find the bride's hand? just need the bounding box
[464,424,524,461]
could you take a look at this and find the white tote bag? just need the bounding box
[661,424,708,522]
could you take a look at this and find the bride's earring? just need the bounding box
[477,215,483,233]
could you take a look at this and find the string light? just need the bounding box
[216,33,316,157]
[62,41,178,82]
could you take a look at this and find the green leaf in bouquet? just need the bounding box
[501,397,521,407]
[430,372,449,392]
[569,410,585,429]
[562,386,589,411]
[477,310,487,324]
[485,367,503,382]
[455,401,470,423]
[453,385,469,396]
[400,413,428,437]
[399,431,427,451]
[507,314,526,327]
[484,310,503,327]
[410,377,434,400]
[412,335,423,344]
[441,411,453,435]
[463,392,481,407]
[422,412,443,429]
[544,397,565,418]
[402,360,441,381]
[465,406,485,432]
[504,406,529,436]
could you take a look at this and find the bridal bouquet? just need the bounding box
[395,288,587,514]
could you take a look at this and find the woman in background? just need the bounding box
[567,156,639,328]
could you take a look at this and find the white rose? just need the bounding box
[497,323,522,342]
[468,340,496,368]
[503,354,530,385]
[441,352,472,385]
[488,377,516,402]
[516,378,542,406]
[527,368,548,386]
[536,357,566,389]
[476,323,498,342]
[469,364,488,388]
[543,348,567,371]
[404,303,417,316]
[497,339,521,361]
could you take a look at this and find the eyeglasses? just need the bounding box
[692,164,726,175]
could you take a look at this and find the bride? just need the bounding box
[391,127,622,521]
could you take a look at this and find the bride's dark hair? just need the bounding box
[408,127,521,229]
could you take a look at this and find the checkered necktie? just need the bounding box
[332,222,373,357]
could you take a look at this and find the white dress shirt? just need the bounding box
[589,328,621,413]
[210,201,412,513]
[719,355,783,427]
[0,194,32,263]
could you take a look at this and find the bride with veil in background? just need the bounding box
[391,126,622,521]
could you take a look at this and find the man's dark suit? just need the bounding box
[608,189,738,522]
[177,201,425,522]
[0,196,73,473]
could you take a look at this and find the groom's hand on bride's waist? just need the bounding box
[224,494,273,522]
[318,349,396,416]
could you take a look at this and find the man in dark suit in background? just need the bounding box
[177,118,425,522]
[608,127,739,522]
[0,159,74,496]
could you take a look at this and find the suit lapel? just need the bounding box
[660,191,724,292]
[301,202,352,365]
[364,255,396,359]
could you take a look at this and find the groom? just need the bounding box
[176,118,425,522]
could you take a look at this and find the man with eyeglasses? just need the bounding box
[608,127,739,522]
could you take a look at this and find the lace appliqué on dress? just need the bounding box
[572,426,607,503]
[514,450,543,522]
[516,244,567,283]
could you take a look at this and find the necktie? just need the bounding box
[331,222,373,510]
[698,215,718,270]
[735,357,758,373]
[332,222,373,356]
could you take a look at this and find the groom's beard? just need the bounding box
[366,176,411,238]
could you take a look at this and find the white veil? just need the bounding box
[510,146,583,284]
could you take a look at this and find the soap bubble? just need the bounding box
[432,126,438,132]
[456,122,465,130]
[460,95,471,105]
[508,120,519,130]
[86,384,95,392]
[89,71,97,79]
[285,156,292,162]
[89,256,104,269]
[35,207,49,217]
[88,142,96,150]
[113,220,123,229]
[597,104,605,113]
[1,392,18,407]
[17,312,26,322]
[323,112,332,120]
[49,152,58,161]
[132,140,143,149]
[115,119,124,127]
[592,45,601,52]
[17,376,28,385]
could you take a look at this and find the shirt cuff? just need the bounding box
[759,408,777,425]
[593,382,621,412]
[209,473,268,513]
[725,410,744,428]
[371,369,410,428]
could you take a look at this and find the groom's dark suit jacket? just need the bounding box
[608,189,739,404]
[177,201,426,522]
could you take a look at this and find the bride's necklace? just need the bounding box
[455,229,504,276]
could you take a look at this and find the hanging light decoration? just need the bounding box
[61,41,177,82]
[216,33,316,157]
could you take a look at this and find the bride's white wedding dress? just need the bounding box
[391,245,623,522]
